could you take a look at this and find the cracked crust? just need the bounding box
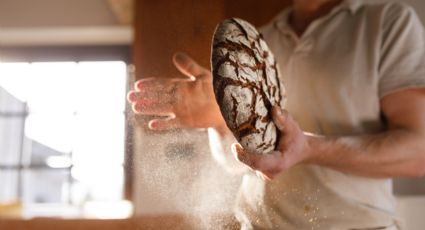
[211,18,286,154]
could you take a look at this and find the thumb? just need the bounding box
[173,52,209,80]
[272,106,290,132]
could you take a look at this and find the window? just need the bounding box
[0,61,132,218]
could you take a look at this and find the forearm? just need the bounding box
[309,129,425,178]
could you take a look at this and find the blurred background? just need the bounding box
[0,0,424,229]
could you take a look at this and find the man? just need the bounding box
[128,0,425,229]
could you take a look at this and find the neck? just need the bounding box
[290,0,342,36]
[293,0,337,14]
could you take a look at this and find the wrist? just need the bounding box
[304,133,325,164]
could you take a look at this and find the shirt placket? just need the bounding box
[279,27,315,87]
[279,1,350,54]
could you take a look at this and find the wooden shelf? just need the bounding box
[0,214,240,230]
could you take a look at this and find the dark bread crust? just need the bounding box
[211,18,286,154]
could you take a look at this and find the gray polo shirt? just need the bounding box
[209,0,425,229]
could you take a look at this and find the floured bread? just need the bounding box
[211,18,286,154]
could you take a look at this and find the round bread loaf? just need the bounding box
[211,18,286,154]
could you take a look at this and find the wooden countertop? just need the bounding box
[0,214,240,230]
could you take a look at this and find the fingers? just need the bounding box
[128,88,176,115]
[256,171,272,181]
[232,143,256,168]
[127,77,192,129]
[126,53,209,131]
[128,53,209,116]
[173,52,209,80]
[148,116,181,130]
[132,101,174,116]
[272,106,299,138]
[272,106,288,131]
[128,78,180,115]
[231,143,286,180]
[133,78,177,92]
[127,90,139,103]
[129,88,175,105]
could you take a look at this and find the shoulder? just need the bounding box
[377,1,422,40]
[355,0,413,14]
[348,0,423,41]
[359,1,419,26]
[379,1,415,16]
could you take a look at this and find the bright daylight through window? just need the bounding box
[0,61,132,218]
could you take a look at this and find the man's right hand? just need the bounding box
[127,52,227,132]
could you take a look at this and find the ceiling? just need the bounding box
[0,0,133,46]
[0,0,132,27]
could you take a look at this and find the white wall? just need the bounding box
[0,0,118,27]
[0,0,132,46]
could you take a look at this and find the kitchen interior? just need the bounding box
[0,0,425,229]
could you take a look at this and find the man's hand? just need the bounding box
[233,88,425,180]
[127,52,227,131]
[232,106,313,180]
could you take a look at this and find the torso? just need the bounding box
[234,1,415,229]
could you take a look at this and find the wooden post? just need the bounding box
[133,0,224,80]
[133,0,290,80]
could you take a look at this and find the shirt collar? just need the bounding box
[274,0,363,33]
[341,0,362,13]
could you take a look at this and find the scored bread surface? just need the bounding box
[211,18,286,154]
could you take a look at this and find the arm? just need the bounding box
[234,88,425,179]
[310,88,425,178]
[232,2,425,180]
[127,52,225,131]
[127,52,246,173]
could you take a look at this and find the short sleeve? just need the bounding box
[378,3,425,98]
